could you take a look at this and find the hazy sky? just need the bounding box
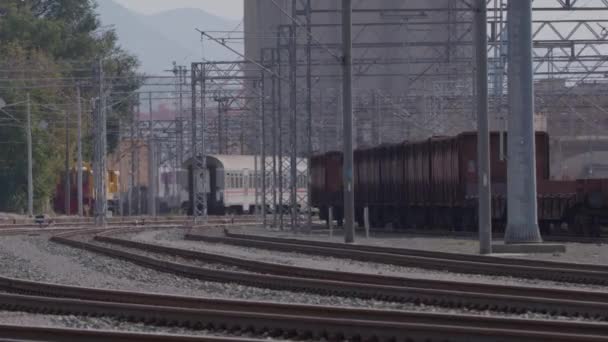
[111,0,244,20]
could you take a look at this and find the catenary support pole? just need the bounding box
[178,66,184,166]
[328,206,334,238]
[64,109,70,215]
[254,153,259,216]
[148,93,156,217]
[76,86,83,217]
[94,59,107,227]
[342,0,355,244]
[200,65,208,222]
[276,34,284,231]
[364,206,370,239]
[136,94,142,216]
[271,50,278,228]
[289,3,298,233]
[259,78,267,224]
[128,106,135,217]
[505,0,542,244]
[305,0,313,233]
[190,65,197,220]
[26,93,33,217]
[475,0,492,254]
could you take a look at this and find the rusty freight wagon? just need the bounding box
[311,132,607,236]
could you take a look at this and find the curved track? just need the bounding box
[184,230,608,284]
[0,226,599,340]
[48,228,608,320]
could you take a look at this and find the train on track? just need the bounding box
[185,155,308,215]
[311,132,608,236]
[53,163,121,216]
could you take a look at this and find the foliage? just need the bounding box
[0,0,140,213]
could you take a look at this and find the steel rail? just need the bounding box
[0,279,607,341]
[223,231,608,272]
[96,233,608,304]
[183,230,608,285]
[0,217,260,230]
[49,230,608,319]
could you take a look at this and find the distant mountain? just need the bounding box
[144,8,242,63]
[96,0,241,74]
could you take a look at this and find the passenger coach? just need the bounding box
[185,155,308,215]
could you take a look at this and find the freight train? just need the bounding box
[311,132,608,236]
[53,164,121,215]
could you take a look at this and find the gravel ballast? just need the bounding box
[127,228,608,293]
[0,231,600,323]
[0,310,287,340]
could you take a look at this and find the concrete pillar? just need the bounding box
[505,0,542,243]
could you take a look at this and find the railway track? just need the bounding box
[0,324,264,341]
[184,230,608,285]
[0,216,260,230]
[339,227,608,244]
[0,273,607,341]
[48,229,608,320]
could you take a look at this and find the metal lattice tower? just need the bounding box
[191,63,208,223]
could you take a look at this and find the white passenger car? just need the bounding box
[185,155,308,215]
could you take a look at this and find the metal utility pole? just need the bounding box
[289,2,298,232]
[254,153,259,216]
[117,117,123,217]
[26,93,33,217]
[191,63,208,223]
[148,93,157,217]
[217,100,224,154]
[475,0,492,254]
[76,86,83,217]
[128,104,135,216]
[276,35,284,231]
[271,50,278,228]
[505,0,542,244]
[64,110,70,215]
[136,94,142,216]
[259,79,267,224]
[342,0,355,244]
[94,59,107,226]
[177,66,185,166]
[305,0,313,232]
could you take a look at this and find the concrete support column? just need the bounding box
[342,0,355,244]
[505,0,542,244]
[475,0,492,254]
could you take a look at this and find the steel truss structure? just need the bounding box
[185,0,608,230]
[189,61,265,223]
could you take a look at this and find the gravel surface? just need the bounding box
[0,310,288,340]
[0,232,600,323]
[129,229,608,293]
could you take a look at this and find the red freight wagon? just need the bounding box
[311,152,343,222]
[313,131,608,235]
[310,155,326,208]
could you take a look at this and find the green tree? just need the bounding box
[0,0,140,213]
